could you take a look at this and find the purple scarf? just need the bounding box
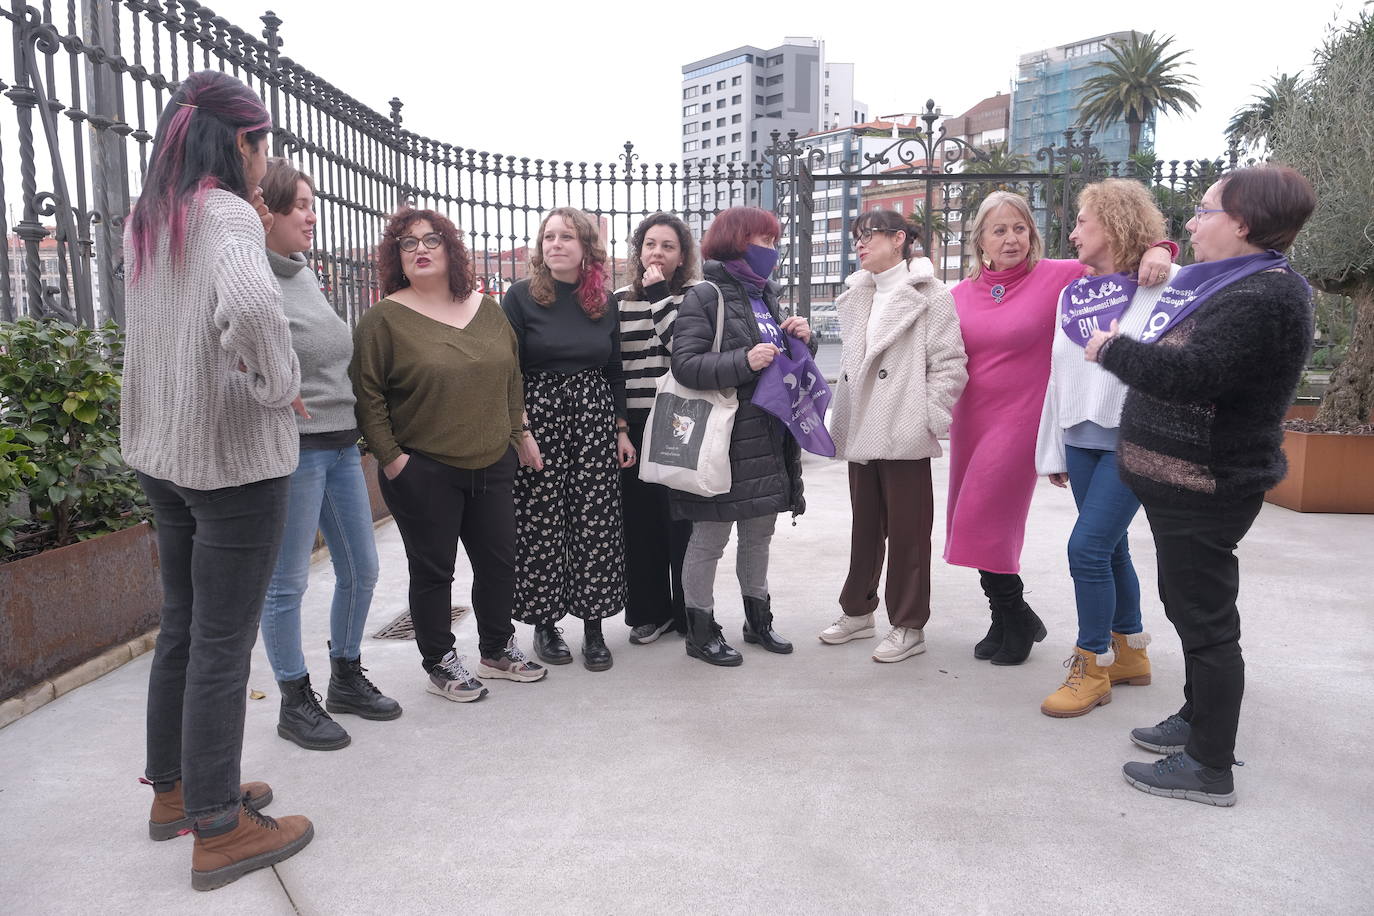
[752,334,836,457]
[1141,250,1298,343]
[722,258,770,292]
[1059,272,1140,348]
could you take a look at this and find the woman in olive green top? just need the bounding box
[350,208,546,704]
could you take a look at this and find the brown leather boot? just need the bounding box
[1106,631,1153,686]
[145,779,274,841]
[191,802,314,891]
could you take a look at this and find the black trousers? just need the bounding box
[1142,493,1264,769]
[621,419,690,630]
[379,448,518,667]
[138,472,289,819]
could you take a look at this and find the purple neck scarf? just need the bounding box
[1141,250,1296,343]
[722,257,770,292]
[1059,272,1139,347]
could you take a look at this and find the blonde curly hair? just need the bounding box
[1075,179,1167,275]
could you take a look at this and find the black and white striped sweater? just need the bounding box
[616,279,693,427]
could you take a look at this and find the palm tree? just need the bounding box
[958,142,1031,221]
[1077,31,1201,155]
[1226,72,1302,151]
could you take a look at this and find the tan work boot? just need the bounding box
[191,802,314,891]
[1106,631,1152,686]
[1040,646,1113,718]
[145,778,274,841]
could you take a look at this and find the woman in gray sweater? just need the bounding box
[258,159,400,751]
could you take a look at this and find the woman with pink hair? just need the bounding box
[121,70,312,891]
[503,208,633,672]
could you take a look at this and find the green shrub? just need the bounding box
[0,318,148,560]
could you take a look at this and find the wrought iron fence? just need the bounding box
[1,0,769,328]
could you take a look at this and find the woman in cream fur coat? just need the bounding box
[819,209,968,663]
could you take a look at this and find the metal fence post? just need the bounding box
[83,0,126,325]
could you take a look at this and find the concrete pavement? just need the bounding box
[2,451,1371,914]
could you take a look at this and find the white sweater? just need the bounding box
[121,190,300,489]
[1034,264,1180,475]
[831,258,968,463]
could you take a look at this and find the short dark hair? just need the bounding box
[1218,165,1316,252]
[377,208,474,299]
[701,206,781,262]
[852,209,922,260]
[261,157,315,215]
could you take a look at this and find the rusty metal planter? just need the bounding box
[1265,430,1374,514]
[0,521,162,700]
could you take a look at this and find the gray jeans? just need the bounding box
[682,514,777,611]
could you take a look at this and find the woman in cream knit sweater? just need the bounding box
[821,209,968,663]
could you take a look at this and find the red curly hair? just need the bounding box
[376,208,474,299]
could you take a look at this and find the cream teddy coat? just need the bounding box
[830,257,968,462]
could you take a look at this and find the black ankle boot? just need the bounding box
[581,618,613,671]
[990,601,1047,666]
[684,607,743,667]
[533,622,573,665]
[974,572,1007,660]
[278,674,350,751]
[325,645,402,721]
[742,595,792,654]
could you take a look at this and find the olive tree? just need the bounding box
[1270,12,1374,428]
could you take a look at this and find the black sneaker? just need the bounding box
[629,618,676,645]
[425,650,488,703]
[1131,713,1191,754]
[1122,752,1237,807]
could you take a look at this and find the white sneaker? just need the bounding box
[818,612,876,645]
[873,626,926,663]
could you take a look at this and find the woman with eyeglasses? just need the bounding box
[820,210,967,663]
[1086,165,1317,806]
[503,207,631,672]
[947,191,1175,667]
[351,208,545,707]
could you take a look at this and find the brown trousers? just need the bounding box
[839,459,934,629]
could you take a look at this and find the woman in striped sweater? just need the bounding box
[1034,179,1178,718]
[616,213,699,644]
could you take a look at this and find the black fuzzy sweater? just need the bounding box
[1099,270,1312,507]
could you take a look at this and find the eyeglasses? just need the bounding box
[854,228,898,244]
[1193,208,1226,219]
[398,232,443,252]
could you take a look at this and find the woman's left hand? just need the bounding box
[780,316,811,344]
[1138,246,1172,287]
[1084,319,1119,363]
[616,430,636,468]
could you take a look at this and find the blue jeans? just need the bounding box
[1065,446,1143,654]
[260,446,379,681]
[139,472,290,819]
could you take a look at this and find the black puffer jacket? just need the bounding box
[668,260,810,523]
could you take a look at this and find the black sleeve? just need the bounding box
[501,283,528,368]
[671,281,754,391]
[602,292,627,419]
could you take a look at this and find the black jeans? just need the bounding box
[1142,493,1264,769]
[139,472,290,819]
[380,448,517,666]
[621,420,690,631]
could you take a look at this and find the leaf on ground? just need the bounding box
[249,689,267,700]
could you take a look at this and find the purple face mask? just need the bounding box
[743,243,779,279]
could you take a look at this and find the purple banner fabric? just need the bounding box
[1141,249,1296,342]
[753,334,836,457]
[1058,272,1139,348]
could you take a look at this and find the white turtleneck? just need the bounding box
[866,258,910,349]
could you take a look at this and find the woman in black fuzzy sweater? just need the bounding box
[1085,165,1317,807]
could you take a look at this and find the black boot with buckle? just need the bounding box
[684,607,743,667]
[742,594,793,654]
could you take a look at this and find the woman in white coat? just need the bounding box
[820,209,968,662]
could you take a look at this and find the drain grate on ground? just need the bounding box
[372,605,471,640]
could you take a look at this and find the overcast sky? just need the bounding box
[188,0,1357,167]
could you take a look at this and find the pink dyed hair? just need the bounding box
[529,207,610,319]
[128,71,272,282]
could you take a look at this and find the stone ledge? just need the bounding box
[0,626,158,730]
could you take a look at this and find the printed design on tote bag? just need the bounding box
[647,393,713,469]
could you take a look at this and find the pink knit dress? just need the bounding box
[945,258,1085,573]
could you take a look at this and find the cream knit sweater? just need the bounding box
[120,189,300,489]
[831,258,968,463]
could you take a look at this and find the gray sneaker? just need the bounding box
[426,651,488,703]
[1122,752,1237,807]
[477,637,548,682]
[1130,713,1191,754]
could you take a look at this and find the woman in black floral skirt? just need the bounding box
[503,207,634,671]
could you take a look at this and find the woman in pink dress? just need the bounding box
[946,191,1174,666]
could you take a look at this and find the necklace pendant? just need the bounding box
[991,283,1006,304]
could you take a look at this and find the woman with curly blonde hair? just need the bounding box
[503,207,632,671]
[1034,178,1178,718]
